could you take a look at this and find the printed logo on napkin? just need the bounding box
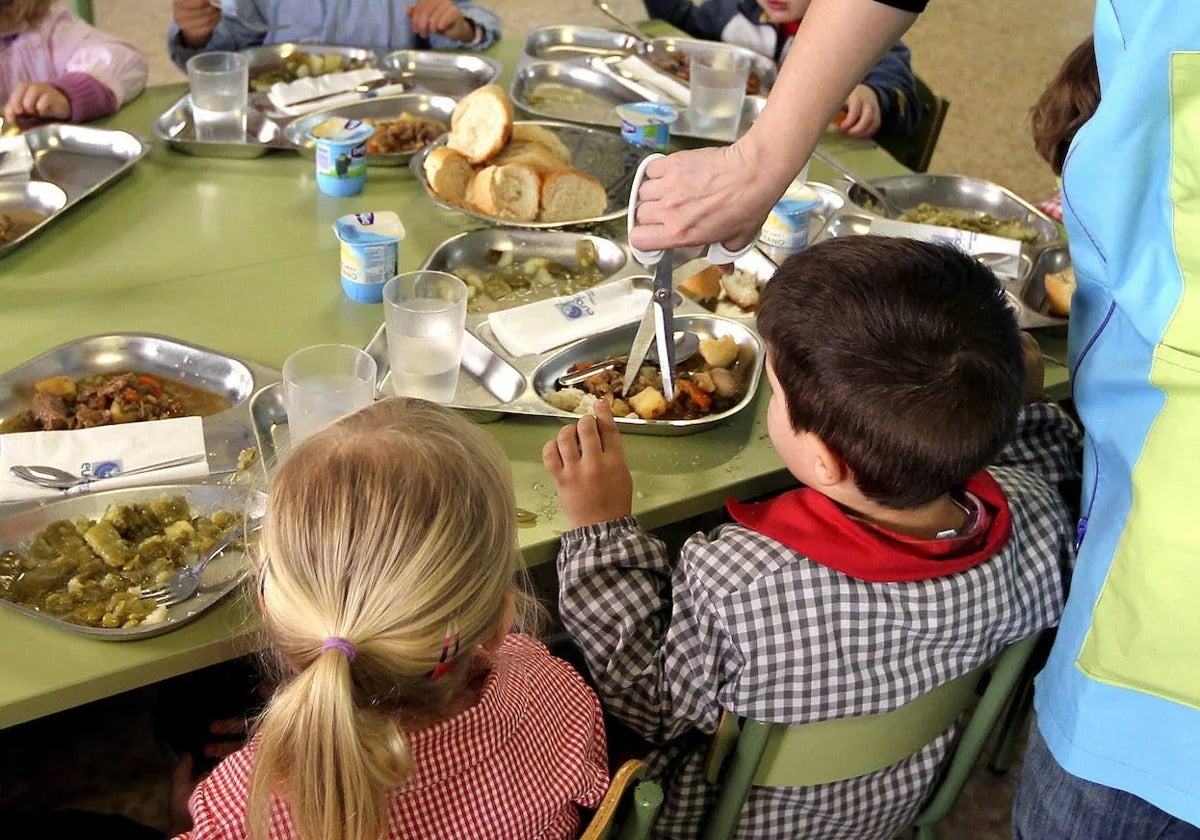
[81,460,124,479]
[555,291,598,320]
[867,217,1024,279]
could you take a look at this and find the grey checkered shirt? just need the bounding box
[557,402,1080,839]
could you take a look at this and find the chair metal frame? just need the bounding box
[877,74,950,174]
[581,759,665,840]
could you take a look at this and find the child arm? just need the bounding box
[860,40,921,137]
[425,0,500,50]
[992,401,1083,488]
[33,9,148,121]
[168,0,266,71]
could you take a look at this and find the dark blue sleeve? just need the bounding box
[642,0,743,41]
[862,41,922,137]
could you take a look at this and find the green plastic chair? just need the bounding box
[876,74,950,174]
[701,633,1041,840]
[71,0,94,24]
[581,759,666,840]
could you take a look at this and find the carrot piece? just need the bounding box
[136,375,162,396]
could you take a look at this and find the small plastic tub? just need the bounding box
[333,211,406,302]
[616,102,679,152]
[310,118,375,197]
[759,186,823,254]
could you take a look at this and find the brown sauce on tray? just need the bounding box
[0,208,49,245]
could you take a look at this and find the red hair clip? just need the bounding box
[429,624,461,680]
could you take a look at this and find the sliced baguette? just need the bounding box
[422,147,475,206]
[447,84,512,163]
[678,265,722,307]
[1043,265,1075,317]
[492,140,568,172]
[720,269,761,311]
[511,123,571,163]
[469,164,540,222]
[538,168,607,223]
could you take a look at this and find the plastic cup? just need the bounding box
[688,50,750,141]
[382,271,467,404]
[186,52,249,143]
[310,118,375,197]
[333,211,406,303]
[283,344,377,444]
[616,102,679,151]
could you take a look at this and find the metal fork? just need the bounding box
[140,520,262,607]
[208,1,295,33]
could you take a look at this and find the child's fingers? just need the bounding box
[541,438,564,473]
[555,423,582,463]
[593,401,624,455]
[577,413,603,459]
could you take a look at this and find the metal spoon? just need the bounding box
[811,148,903,218]
[557,330,700,388]
[592,0,651,43]
[10,454,207,490]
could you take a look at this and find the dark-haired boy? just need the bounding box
[543,237,1081,839]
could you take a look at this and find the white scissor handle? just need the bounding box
[627,152,757,267]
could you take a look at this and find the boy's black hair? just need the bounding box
[757,236,1024,509]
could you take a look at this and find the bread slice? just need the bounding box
[678,265,722,308]
[447,84,513,163]
[491,140,567,172]
[538,168,607,223]
[469,164,540,222]
[511,123,571,163]
[1043,265,1075,317]
[720,269,761,311]
[422,147,475,205]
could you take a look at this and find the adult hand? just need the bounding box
[838,84,882,138]
[407,0,474,42]
[542,401,634,529]
[627,142,782,255]
[173,0,221,48]
[4,83,69,122]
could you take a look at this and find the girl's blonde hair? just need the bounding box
[0,0,55,29]
[247,398,526,840]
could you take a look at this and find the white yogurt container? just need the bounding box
[333,211,405,302]
[759,186,823,254]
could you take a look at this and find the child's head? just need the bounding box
[0,0,53,31]
[248,398,527,840]
[754,0,812,24]
[757,237,1024,510]
[1031,36,1099,176]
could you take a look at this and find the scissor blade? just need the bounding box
[652,254,676,401]
[622,306,657,397]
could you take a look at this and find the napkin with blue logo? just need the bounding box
[487,279,651,357]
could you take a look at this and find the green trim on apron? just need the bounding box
[1077,52,1200,708]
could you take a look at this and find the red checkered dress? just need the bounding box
[175,635,609,840]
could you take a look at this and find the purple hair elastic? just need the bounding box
[322,636,357,662]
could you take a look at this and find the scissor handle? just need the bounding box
[627,153,757,267]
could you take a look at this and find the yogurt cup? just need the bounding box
[759,186,823,255]
[333,211,406,302]
[616,102,679,152]
[310,118,375,198]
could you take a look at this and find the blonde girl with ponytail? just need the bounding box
[175,399,609,840]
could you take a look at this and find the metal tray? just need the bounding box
[423,228,629,315]
[410,120,652,229]
[523,25,641,61]
[245,43,378,94]
[283,93,455,166]
[1,125,150,257]
[635,37,777,98]
[153,95,290,159]
[840,174,1062,247]
[0,333,280,494]
[0,181,69,255]
[378,50,502,99]
[510,59,767,141]
[0,483,266,640]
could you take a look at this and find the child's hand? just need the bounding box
[542,400,634,529]
[1021,331,1046,403]
[838,85,882,138]
[4,83,70,123]
[407,0,476,42]
[173,0,221,48]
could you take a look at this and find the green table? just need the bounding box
[0,26,1069,728]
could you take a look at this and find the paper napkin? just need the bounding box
[615,56,691,106]
[867,217,1025,280]
[0,416,209,503]
[0,136,34,179]
[266,69,388,116]
[488,279,652,357]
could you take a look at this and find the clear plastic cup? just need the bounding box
[186,51,249,143]
[689,50,750,141]
[283,344,377,444]
[382,271,467,404]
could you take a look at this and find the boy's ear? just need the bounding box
[809,435,850,488]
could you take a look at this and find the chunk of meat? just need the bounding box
[30,390,71,430]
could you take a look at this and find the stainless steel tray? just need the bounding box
[153,95,291,159]
[378,50,502,98]
[0,333,280,492]
[0,181,69,255]
[840,174,1063,247]
[245,43,378,95]
[510,59,767,142]
[410,120,652,229]
[283,93,455,166]
[1,125,150,257]
[423,228,629,315]
[0,483,266,640]
[635,37,776,98]
[523,25,641,61]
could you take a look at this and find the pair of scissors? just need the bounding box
[623,153,754,400]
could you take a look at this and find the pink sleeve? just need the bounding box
[41,7,148,114]
[52,71,118,122]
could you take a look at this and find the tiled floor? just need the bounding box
[5,1,1091,836]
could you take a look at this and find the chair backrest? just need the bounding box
[581,759,666,840]
[701,633,1041,840]
[877,74,950,173]
[70,0,95,24]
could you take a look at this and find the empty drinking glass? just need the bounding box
[382,271,467,403]
[187,51,249,142]
[283,344,377,444]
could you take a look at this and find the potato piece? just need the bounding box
[710,367,738,398]
[84,521,135,568]
[628,387,669,420]
[698,335,739,369]
[34,375,76,397]
[163,519,195,545]
[690,371,715,393]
